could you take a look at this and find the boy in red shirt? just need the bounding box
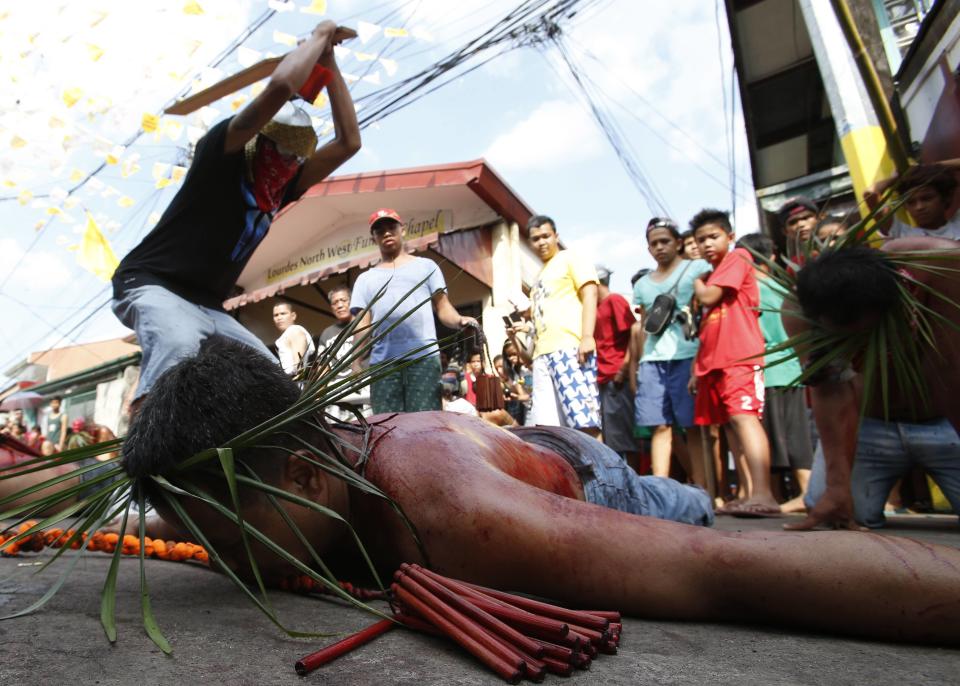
[688,209,778,516]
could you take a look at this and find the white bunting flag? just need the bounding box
[357,21,381,44]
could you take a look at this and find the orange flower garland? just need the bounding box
[0,520,209,564]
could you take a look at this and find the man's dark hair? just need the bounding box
[899,164,958,202]
[328,284,351,300]
[689,208,732,234]
[123,337,299,481]
[737,233,775,260]
[52,395,63,403]
[273,299,295,312]
[796,248,899,327]
[646,217,680,239]
[527,215,556,234]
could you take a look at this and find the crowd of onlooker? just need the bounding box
[0,396,99,456]
[263,159,960,522]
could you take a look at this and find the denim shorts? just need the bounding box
[635,358,695,428]
[112,284,275,399]
[805,416,960,527]
[508,425,714,526]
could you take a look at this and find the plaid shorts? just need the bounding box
[371,355,441,414]
[530,349,601,429]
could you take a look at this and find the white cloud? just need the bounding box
[563,227,655,296]
[483,99,604,173]
[0,239,72,292]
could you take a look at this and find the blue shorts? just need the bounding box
[508,425,714,526]
[635,358,696,428]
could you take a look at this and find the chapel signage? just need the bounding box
[265,210,453,284]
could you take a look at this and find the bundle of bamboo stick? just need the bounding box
[295,563,622,682]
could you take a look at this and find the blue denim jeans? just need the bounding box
[805,417,960,528]
[508,425,715,526]
[112,285,274,400]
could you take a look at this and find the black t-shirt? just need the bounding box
[112,118,303,310]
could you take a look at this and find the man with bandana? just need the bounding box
[111,21,359,410]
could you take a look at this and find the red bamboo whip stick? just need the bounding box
[394,612,443,637]
[582,610,622,622]
[294,618,395,675]
[566,622,607,645]
[392,583,523,684]
[531,638,575,662]
[394,573,530,676]
[401,566,545,658]
[466,595,570,638]
[460,581,610,632]
[541,656,574,677]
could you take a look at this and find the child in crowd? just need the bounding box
[815,216,847,245]
[441,371,478,416]
[866,161,960,240]
[498,344,530,425]
[460,351,483,407]
[738,233,813,513]
[689,209,778,516]
[679,230,701,260]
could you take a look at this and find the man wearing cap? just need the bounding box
[593,264,638,464]
[778,197,820,259]
[111,20,360,407]
[350,210,478,414]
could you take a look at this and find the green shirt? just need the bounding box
[757,275,802,388]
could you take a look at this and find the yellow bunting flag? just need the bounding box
[230,95,247,111]
[171,166,188,182]
[77,213,119,282]
[86,44,104,61]
[141,113,159,133]
[106,146,124,166]
[354,51,376,61]
[384,27,408,38]
[155,178,172,189]
[117,196,135,208]
[300,0,326,15]
[273,30,297,47]
[49,116,66,128]
[147,211,161,227]
[62,87,83,108]
[183,1,204,15]
[312,91,327,108]
[69,168,85,182]
[46,207,63,216]
[10,135,27,149]
[18,190,32,205]
[121,159,141,179]
[2,179,15,188]
[250,81,266,97]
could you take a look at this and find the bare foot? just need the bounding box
[779,494,808,514]
[718,499,783,518]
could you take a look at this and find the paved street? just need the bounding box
[1,514,957,686]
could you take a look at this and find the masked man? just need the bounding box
[111,21,360,410]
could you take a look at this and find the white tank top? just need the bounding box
[275,324,316,374]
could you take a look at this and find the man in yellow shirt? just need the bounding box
[526,215,601,437]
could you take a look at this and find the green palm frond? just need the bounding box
[0,275,459,650]
[742,188,960,422]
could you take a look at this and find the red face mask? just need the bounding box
[251,137,301,213]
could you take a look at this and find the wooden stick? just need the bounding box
[459,580,610,631]
[294,618,394,675]
[401,566,544,657]
[392,583,523,684]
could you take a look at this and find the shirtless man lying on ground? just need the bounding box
[102,336,960,645]
[783,237,960,531]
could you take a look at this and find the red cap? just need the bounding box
[71,418,86,432]
[368,208,402,229]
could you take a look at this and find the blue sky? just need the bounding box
[0,0,755,385]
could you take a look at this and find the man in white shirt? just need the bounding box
[865,161,960,241]
[272,300,315,376]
